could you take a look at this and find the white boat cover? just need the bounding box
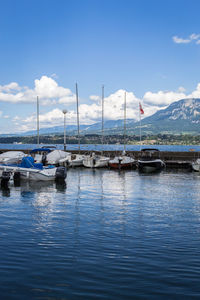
[109,156,135,164]
[46,150,71,165]
[0,151,26,164]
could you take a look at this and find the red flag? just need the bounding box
[139,102,144,114]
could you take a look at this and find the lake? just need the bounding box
[0,143,200,152]
[0,168,200,299]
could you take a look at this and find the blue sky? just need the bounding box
[1,0,200,133]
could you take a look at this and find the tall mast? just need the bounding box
[76,83,80,153]
[37,96,39,145]
[124,91,126,152]
[101,85,104,154]
[139,103,142,150]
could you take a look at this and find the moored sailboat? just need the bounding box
[83,85,109,168]
[109,91,135,169]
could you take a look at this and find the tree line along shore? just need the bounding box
[0,134,200,145]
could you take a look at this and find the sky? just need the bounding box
[1,0,200,133]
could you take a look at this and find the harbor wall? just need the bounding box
[0,148,198,164]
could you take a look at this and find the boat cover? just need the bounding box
[20,157,43,170]
[30,148,51,153]
[46,150,70,164]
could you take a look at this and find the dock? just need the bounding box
[0,149,197,169]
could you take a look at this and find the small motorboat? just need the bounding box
[60,154,85,167]
[0,151,26,164]
[30,148,70,166]
[46,150,71,165]
[109,151,135,169]
[30,148,52,164]
[137,148,165,173]
[191,158,200,171]
[83,152,109,168]
[0,156,66,182]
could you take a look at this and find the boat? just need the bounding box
[60,153,85,167]
[191,158,200,171]
[30,148,70,166]
[30,147,52,164]
[109,152,135,169]
[58,83,85,168]
[46,149,71,165]
[137,148,165,173]
[83,86,109,168]
[83,152,109,168]
[0,156,66,182]
[0,151,26,164]
[109,92,135,169]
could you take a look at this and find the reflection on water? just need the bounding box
[0,169,200,299]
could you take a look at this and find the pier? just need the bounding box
[0,149,198,169]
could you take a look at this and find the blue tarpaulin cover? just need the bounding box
[30,148,51,153]
[20,157,43,170]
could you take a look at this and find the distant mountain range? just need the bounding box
[3,98,200,137]
[130,98,200,135]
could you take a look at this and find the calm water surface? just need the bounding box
[0,168,200,299]
[1,143,200,152]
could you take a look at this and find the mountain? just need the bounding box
[11,98,200,137]
[129,98,200,135]
[16,119,133,136]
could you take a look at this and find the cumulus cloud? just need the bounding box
[189,83,200,98]
[0,82,21,92]
[143,90,186,106]
[172,33,200,44]
[90,95,101,101]
[0,76,76,105]
[19,89,165,132]
[178,86,186,93]
[5,77,200,133]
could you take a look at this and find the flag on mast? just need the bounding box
[139,102,144,115]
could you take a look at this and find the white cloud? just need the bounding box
[4,76,200,133]
[172,33,200,44]
[51,73,58,79]
[0,82,21,92]
[190,33,200,40]
[0,76,76,105]
[189,83,200,98]
[173,36,190,44]
[90,95,101,101]
[143,90,186,107]
[178,86,186,93]
[13,116,21,122]
[79,90,141,123]
[20,89,162,132]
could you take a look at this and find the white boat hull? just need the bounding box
[0,165,57,181]
[83,155,109,168]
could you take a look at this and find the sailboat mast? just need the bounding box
[101,85,104,154]
[139,103,142,150]
[37,96,39,145]
[76,83,80,153]
[124,91,126,152]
